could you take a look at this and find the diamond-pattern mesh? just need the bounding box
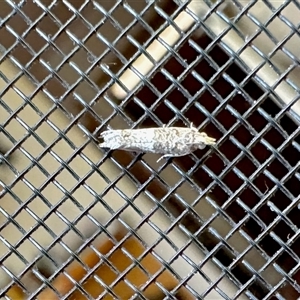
[0,0,300,299]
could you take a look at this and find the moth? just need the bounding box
[99,124,216,162]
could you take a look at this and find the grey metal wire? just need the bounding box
[0,0,300,299]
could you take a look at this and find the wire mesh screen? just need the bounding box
[1,0,300,299]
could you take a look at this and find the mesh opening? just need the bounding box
[1,0,300,299]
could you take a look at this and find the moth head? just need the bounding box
[196,132,216,147]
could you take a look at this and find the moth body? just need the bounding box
[99,125,216,162]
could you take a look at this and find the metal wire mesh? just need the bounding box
[1,0,300,299]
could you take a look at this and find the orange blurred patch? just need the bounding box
[7,231,195,300]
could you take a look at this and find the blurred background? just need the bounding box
[0,0,300,299]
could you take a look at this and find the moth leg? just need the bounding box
[157,154,173,163]
[190,122,198,131]
[156,152,190,163]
